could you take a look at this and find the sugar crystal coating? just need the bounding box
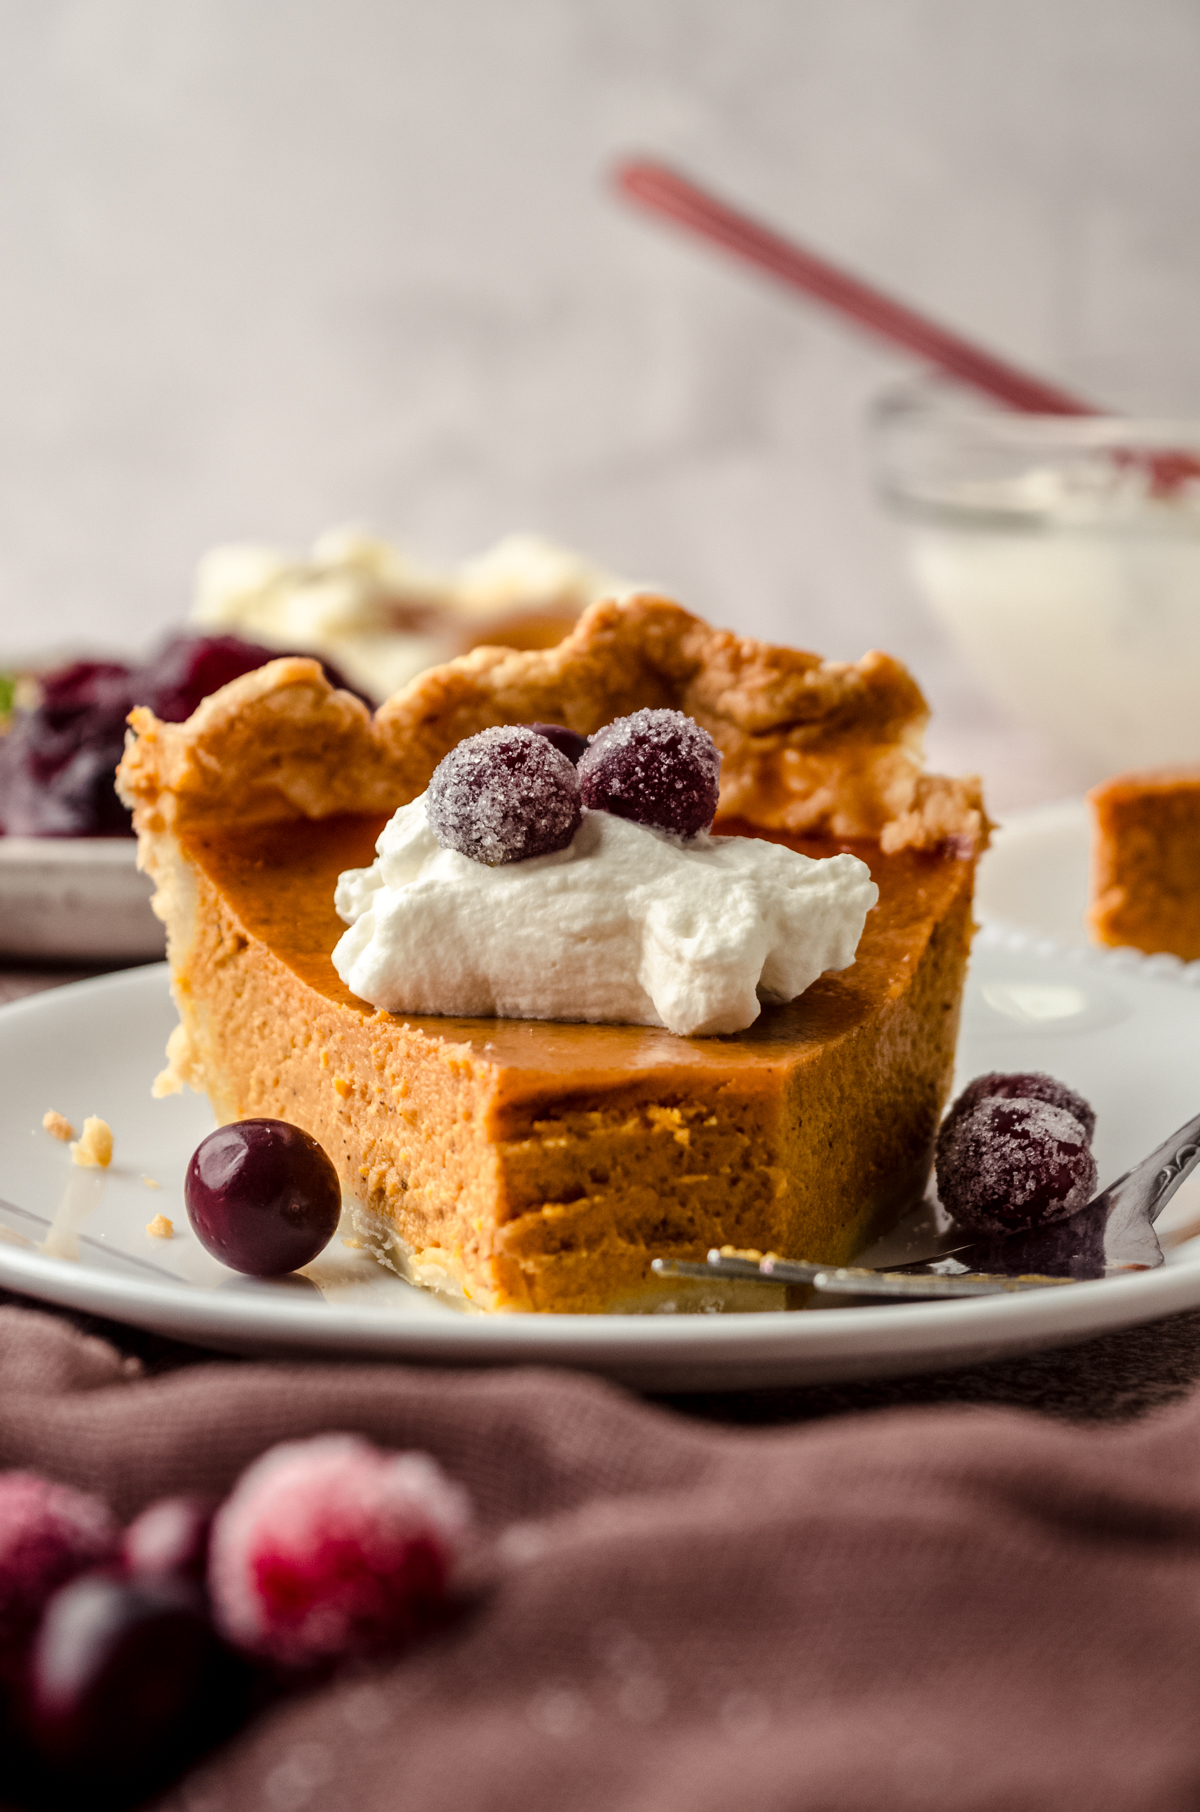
[577,708,721,837]
[942,1070,1096,1146]
[207,1434,471,1666]
[427,725,582,865]
[935,1097,1098,1235]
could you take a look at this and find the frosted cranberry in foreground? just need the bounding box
[208,1434,471,1667]
[936,1096,1098,1235]
[577,707,721,838]
[427,724,582,865]
[0,1473,116,1669]
[185,1119,341,1276]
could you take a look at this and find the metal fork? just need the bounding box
[651,1108,1200,1302]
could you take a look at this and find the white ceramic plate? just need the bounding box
[0,837,163,961]
[4,941,1200,1389]
[975,797,1094,948]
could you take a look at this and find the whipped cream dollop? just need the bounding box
[331,799,878,1037]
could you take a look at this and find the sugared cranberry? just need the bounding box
[427,725,582,866]
[208,1435,471,1667]
[26,1570,223,1780]
[936,1097,1099,1235]
[185,1120,341,1277]
[942,1070,1096,1146]
[122,1497,215,1587]
[0,1474,116,1677]
[577,708,721,837]
[527,721,589,765]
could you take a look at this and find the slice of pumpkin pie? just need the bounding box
[1088,766,1200,959]
[117,594,987,1313]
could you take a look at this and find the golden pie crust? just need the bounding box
[117,594,987,1313]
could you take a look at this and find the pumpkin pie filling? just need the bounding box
[118,594,986,1313]
[1088,766,1200,959]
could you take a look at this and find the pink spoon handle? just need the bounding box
[615,158,1097,418]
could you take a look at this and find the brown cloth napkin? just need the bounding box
[3,1303,1200,1812]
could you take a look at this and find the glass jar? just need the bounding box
[871,378,1200,781]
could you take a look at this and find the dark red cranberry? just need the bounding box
[0,636,368,838]
[577,708,721,837]
[942,1071,1096,1146]
[0,662,136,836]
[527,721,589,765]
[39,660,134,713]
[141,633,366,724]
[935,1096,1098,1235]
[122,1497,215,1588]
[185,1120,341,1277]
[26,1570,223,1781]
[426,725,582,865]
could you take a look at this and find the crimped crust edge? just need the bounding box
[116,593,988,853]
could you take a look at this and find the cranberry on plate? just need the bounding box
[185,1120,341,1277]
[940,1069,1097,1146]
[121,1496,216,1587]
[935,1072,1098,1236]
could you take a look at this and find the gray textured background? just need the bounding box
[3,1,1199,801]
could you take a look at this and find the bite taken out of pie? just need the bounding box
[116,594,988,1314]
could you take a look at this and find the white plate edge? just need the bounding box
[3,941,1200,1374]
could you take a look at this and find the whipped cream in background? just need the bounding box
[192,526,629,703]
[332,801,877,1038]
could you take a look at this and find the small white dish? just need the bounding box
[873,379,1200,778]
[3,941,1200,1389]
[0,837,162,961]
